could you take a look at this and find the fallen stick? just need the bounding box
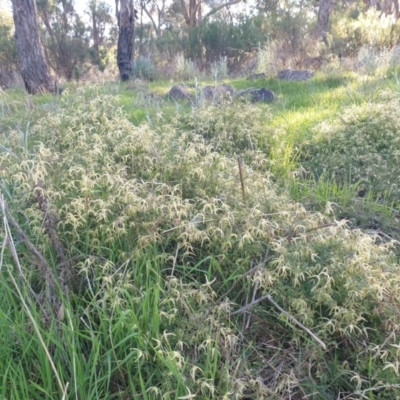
[218,254,274,302]
[231,294,327,350]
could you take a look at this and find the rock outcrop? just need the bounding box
[169,85,190,100]
[236,87,275,102]
[201,84,235,102]
[247,73,266,80]
[277,69,314,81]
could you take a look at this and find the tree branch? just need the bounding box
[180,0,191,25]
[202,0,242,23]
[231,294,327,350]
[142,2,160,36]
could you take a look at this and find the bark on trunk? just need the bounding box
[11,0,54,94]
[316,0,331,43]
[117,0,135,81]
[394,0,400,18]
[92,11,100,65]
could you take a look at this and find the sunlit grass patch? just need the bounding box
[285,90,400,246]
[300,95,400,193]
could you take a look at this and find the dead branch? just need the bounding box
[202,0,242,22]
[218,253,274,302]
[231,294,327,350]
[5,207,57,292]
[237,156,246,204]
[33,181,71,296]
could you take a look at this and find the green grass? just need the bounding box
[2,66,400,398]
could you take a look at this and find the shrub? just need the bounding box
[132,56,158,81]
[172,98,274,157]
[210,57,229,82]
[172,53,201,81]
[329,6,400,58]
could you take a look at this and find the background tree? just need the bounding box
[10,0,54,93]
[200,15,267,69]
[36,0,90,80]
[263,0,316,66]
[179,0,242,27]
[365,0,399,17]
[116,0,135,81]
[0,8,20,87]
[329,1,400,58]
[86,0,114,70]
[139,0,167,37]
[316,0,331,43]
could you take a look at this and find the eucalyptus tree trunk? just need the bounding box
[116,0,135,81]
[180,0,241,27]
[91,7,101,65]
[394,0,400,19]
[11,0,54,94]
[316,0,331,43]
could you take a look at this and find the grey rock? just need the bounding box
[214,83,235,97]
[202,85,215,100]
[169,85,190,100]
[277,69,314,81]
[236,87,275,102]
[201,84,235,102]
[247,72,266,80]
[253,88,275,102]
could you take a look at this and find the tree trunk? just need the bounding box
[316,0,331,43]
[11,0,54,94]
[116,0,135,81]
[394,0,400,18]
[92,10,100,65]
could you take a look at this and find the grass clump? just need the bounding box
[1,77,400,399]
[294,90,400,238]
[132,56,158,81]
[172,98,275,158]
[302,92,400,195]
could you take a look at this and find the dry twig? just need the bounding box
[237,156,246,204]
[218,253,274,302]
[34,181,71,295]
[231,294,327,350]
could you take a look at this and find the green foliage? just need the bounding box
[86,0,114,71]
[210,57,229,82]
[329,5,400,58]
[148,15,268,74]
[301,92,400,203]
[254,41,277,75]
[0,10,19,86]
[152,29,186,63]
[173,98,276,163]
[0,11,17,65]
[200,16,267,70]
[173,53,201,80]
[36,0,91,80]
[271,3,315,56]
[132,56,158,81]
